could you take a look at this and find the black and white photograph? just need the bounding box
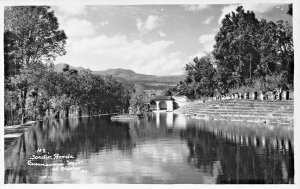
[1,0,298,186]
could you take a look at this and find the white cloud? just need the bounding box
[61,18,95,38]
[71,35,173,55]
[218,4,277,24]
[136,15,160,34]
[212,27,220,33]
[67,35,183,75]
[183,4,210,12]
[203,16,214,24]
[54,5,95,39]
[198,33,215,52]
[188,33,216,61]
[57,140,192,183]
[100,21,109,26]
[56,4,87,16]
[158,31,166,37]
[242,3,277,13]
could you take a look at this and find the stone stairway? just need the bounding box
[175,100,294,125]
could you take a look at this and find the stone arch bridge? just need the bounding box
[150,96,175,112]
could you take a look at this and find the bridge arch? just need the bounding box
[152,96,174,112]
[159,101,167,110]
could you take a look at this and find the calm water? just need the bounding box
[5,113,294,184]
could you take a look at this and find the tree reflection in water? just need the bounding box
[5,117,134,183]
[182,122,294,184]
[5,114,294,184]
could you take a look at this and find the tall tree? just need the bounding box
[4,6,67,71]
[213,6,293,91]
[4,6,67,123]
[213,6,261,88]
[9,63,47,123]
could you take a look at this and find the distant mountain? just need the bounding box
[93,68,155,81]
[54,63,185,90]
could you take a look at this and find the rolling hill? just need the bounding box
[54,63,185,90]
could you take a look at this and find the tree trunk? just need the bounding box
[54,110,60,119]
[4,110,8,126]
[34,91,38,121]
[64,106,69,118]
[21,88,27,124]
[78,107,82,117]
[88,106,91,117]
[47,107,50,118]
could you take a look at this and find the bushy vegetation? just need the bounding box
[129,85,150,114]
[167,6,293,99]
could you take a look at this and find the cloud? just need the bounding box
[66,35,184,75]
[54,6,95,39]
[198,33,215,52]
[100,21,109,26]
[136,15,160,34]
[242,3,277,13]
[158,31,166,37]
[218,4,277,24]
[60,18,95,38]
[71,35,173,55]
[212,27,220,33]
[56,4,87,16]
[203,16,214,24]
[58,140,192,183]
[183,4,210,12]
[188,32,216,61]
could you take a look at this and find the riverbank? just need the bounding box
[174,100,294,125]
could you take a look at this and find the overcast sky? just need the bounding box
[52,3,292,76]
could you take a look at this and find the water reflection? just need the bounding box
[181,122,294,184]
[166,112,174,127]
[156,112,160,127]
[5,113,294,184]
[174,114,187,129]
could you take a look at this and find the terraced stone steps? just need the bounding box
[175,100,294,125]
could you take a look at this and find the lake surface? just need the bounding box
[5,112,294,184]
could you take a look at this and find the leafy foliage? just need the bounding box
[129,85,149,114]
[172,6,293,100]
[168,54,219,99]
[213,6,293,89]
[4,6,67,78]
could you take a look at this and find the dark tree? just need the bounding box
[4,6,67,123]
[287,4,292,16]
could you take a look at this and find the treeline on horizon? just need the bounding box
[166,6,293,100]
[4,6,137,125]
